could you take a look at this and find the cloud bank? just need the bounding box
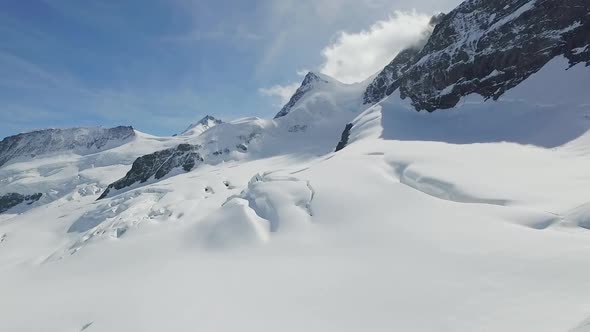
[319,11,432,83]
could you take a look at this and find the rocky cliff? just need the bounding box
[363,0,590,111]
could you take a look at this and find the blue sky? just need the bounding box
[0,0,460,138]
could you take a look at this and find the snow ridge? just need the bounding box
[274,72,331,119]
[180,115,222,136]
[0,126,135,167]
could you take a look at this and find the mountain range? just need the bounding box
[1,1,590,331]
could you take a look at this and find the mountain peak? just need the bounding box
[274,72,333,119]
[363,0,590,110]
[301,72,331,86]
[0,126,136,167]
[180,115,223,136]
[197,115,222,126]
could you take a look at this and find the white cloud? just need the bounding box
[296,69,310,76]
[258,82,300,105]
[319,11,432,83]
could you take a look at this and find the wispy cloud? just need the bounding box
[297,69,310,76]
[319,11,432,83]
[161,24,262,44]
[258,82,300,106]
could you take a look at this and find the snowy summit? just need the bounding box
[179,115,223,136]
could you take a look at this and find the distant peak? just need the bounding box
[302,72,332,86]
[0,126,136,167]
[7,125,133,137]
[197,115,222,125]
[180,115,223,136]
[273,72,335,119]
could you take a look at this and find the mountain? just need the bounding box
[274,72,332,119]
[0,192,42,214]
[0,126,135,167]
[180,115,222,136]
[2,1,590,331]
[363,0,590,110]
[274,72,371,121]
[97,143,204,200]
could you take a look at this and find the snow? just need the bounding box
[351,56,590,148]
[0,126,135,168]
[1,50,590,332]
[488,0,537,32]
[179,115,222,136]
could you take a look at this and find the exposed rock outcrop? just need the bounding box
[0,126,135,167]
[0,193,42,213]
[98,144,203,199]
[335,124,354,152]
[363,0,590,111]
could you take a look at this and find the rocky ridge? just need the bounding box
[98,144,203,199]
[363,0,590,111]
[0,126,135,167]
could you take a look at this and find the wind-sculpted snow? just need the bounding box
[0,126,135,167]
[194,199,271,249]
[195,173,314,249]
[364,0,590,111]
[43,189,172,261]
[560,202,590,230]
[3,0,590,330]
[233,173,314,231]
[69,190,170,234]
[389,161,510,206]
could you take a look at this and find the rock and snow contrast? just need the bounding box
[179,115,223,136]
[0,126,135,167]
[2,0,590,331]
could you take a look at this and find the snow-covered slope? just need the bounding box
[0,126,135,167]
[97,72,371,198]
[274,71,370,121]
[1,0,590,331]
[0,130,184,207]
[349,56,590,148]
[179,115,222,136]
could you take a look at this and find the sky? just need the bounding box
[0,0,461,138]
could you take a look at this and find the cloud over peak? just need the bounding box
[319,11,432,84]
[258,82,300,106]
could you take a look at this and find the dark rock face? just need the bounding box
[363,14,445,105]
[0,193,42,213]
[236,144,248,152]
[274,72,329,119]
[0,126,135,167]
[98,144,203,200]
[363,48,421,105]
[335,123,354,152]
[363,0,590,111]
[197,115,222,126]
